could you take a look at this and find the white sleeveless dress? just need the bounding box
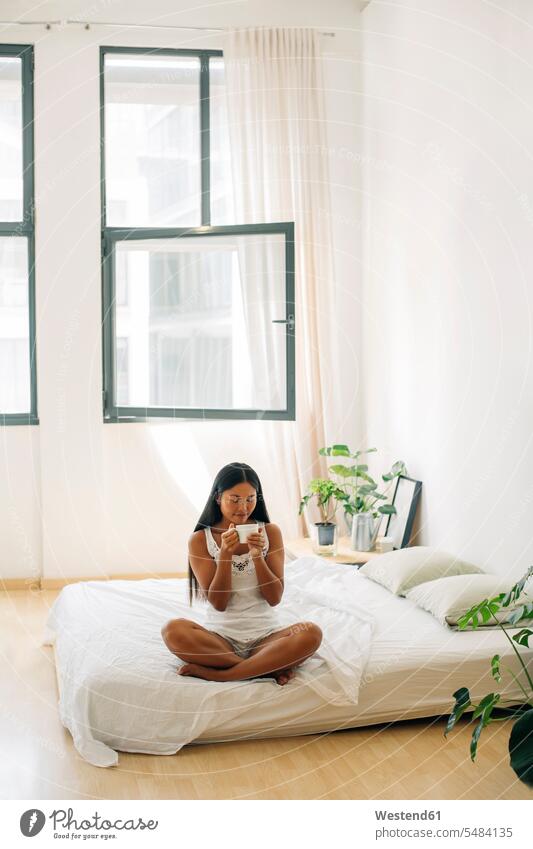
[203,521,280,653]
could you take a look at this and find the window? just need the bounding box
[100,48,295,421]
[0,45,37,425]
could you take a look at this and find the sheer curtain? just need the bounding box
[223,27,344,537]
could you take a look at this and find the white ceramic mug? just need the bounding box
[235,523,258,543]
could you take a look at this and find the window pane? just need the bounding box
[114,233,288,411]
[104,54,201,227]
[210,57,234,225]
[0,237,30,412]
[0,56,23,221]
[116,337,130,404]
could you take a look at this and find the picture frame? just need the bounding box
[384,475,422,549]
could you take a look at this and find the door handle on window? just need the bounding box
[272,315,295,331]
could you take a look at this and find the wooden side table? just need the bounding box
[284,536,382,566]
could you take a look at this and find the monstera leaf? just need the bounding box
[509,709,533,787]
[445,687,471,736]
[470,693,500,760]
[447,566,533,786]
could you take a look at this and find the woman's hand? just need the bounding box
[246,527,265,558]
[219,523,240,557]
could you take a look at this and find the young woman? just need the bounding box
[161,462,322,685]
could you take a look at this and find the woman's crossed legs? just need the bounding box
[161,619,322,685]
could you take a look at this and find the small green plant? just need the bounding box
[446,566,533,786]
[298,477,346,524]
[319,444,407,521]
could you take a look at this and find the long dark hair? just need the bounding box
[188,461,271,604]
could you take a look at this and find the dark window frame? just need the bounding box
[0,43,38,426]
[100,46,295,422]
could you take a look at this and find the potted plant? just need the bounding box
[298,477,346,553]
[319,444,406,551]
[446,566,533,786]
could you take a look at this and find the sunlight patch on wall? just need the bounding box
[148,425,212,512]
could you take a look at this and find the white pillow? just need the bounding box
[359,546,483,596]
[405,573,531,627]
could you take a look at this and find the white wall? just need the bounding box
[361,0,533,580]
[0,0,362,579]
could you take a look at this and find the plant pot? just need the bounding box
[311,522,338,556]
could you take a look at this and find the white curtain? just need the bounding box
[223,27,344,536]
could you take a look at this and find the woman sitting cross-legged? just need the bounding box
[161,461,322,685]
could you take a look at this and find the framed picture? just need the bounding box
[385,475,422,549]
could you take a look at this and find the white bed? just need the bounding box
[43,556,527,768]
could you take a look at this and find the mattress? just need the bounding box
[43,557,528,767]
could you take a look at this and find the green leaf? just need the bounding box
[378,503,396,515]
[382,461,407,482]
[500,566,533,608]
[329,464,353,478]
[512,629,533,647]
[391,460,407,475]
[352,464,377,486]
[508,603,533,625]
[480,605,492,624]
[471,692,499,721]
[470,693,500,760]
[445,687,471,736]
[457,608,477,630]
[470,718,484,761]
[491,654,502,683]
[328,464,357,478]
[509,709,533,786]
[358,483,378,496]
[458,597,501,630]
[319,444,350,457]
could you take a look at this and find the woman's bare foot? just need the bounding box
[177,662,297,685]
[178,663,229,681]
[249,668,295,684]
[274,667,296,685]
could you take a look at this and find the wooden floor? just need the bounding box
[1,588,530,800]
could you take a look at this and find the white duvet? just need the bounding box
[43,557,375,767]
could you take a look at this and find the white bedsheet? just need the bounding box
[43,557,376,767]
